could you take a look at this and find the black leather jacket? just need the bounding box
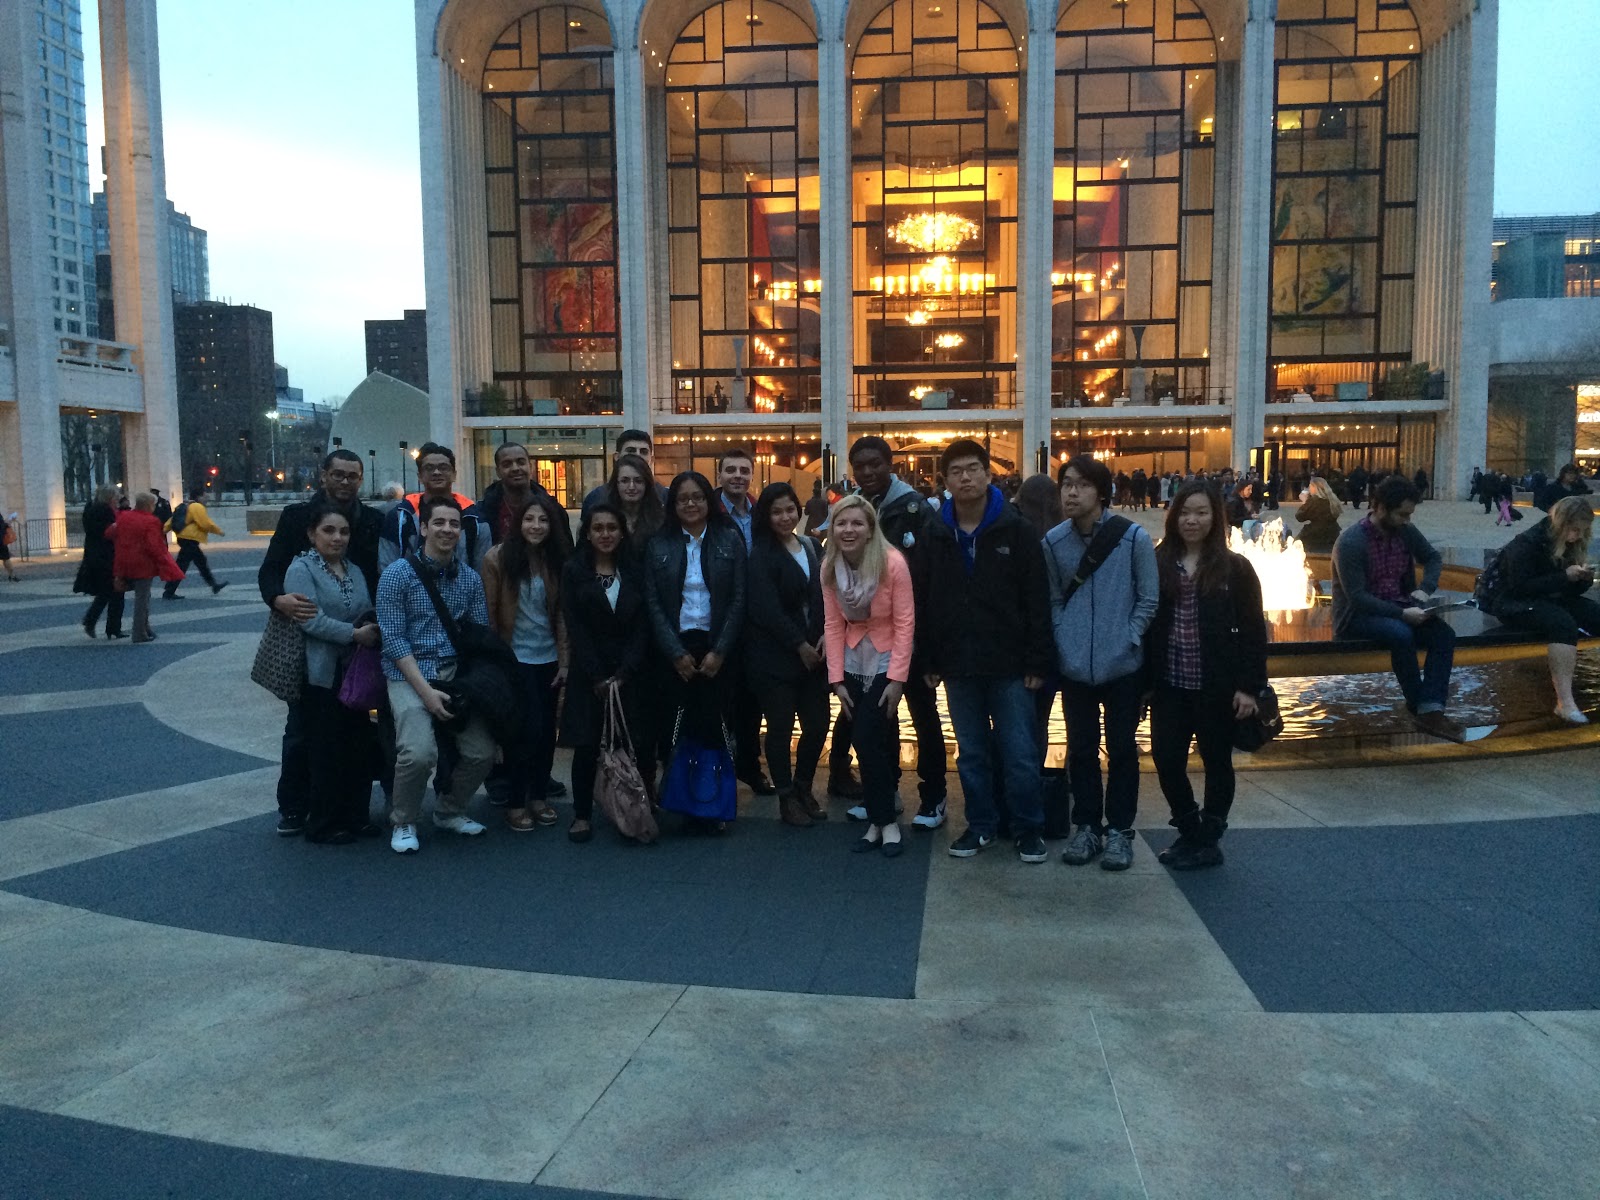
[642,524,747,662]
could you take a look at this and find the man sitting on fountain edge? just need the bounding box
[1329,475,1458,739]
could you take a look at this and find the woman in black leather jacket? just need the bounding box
[643,472,747,819]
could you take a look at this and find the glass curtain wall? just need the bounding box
[666,1,821,417]
[1269,0,1419,401]
[851,0,1020,413]
[482,8,622,417]
[1053,0,1216,410]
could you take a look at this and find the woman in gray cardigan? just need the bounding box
[284,500,381,844]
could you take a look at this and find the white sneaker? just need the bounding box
[432,813,486,836]
[390,823,420,854]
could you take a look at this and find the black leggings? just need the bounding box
[571,745,599,822]
[758,670,830,790]
[1148,687,1236,827]
[1497,595,1600,647]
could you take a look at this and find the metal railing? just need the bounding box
[13,518,80,560]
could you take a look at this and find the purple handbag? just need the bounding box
[337,644,385,712]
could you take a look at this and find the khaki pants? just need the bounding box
[386,665,495,826]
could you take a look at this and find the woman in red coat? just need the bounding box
[110,491,184,643]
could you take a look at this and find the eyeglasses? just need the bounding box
[1060,479,1096,492]
[325,470,362,483]
[418,462,452,476]
[946,464,987,479]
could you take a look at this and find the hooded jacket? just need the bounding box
[379,491,491,574]
[1042,509,1160,685]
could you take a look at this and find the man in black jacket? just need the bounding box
[257,449,385,836]
[828,436,949,826]
[921,439,1053,864]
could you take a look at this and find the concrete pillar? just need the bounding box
[1018,0,1055,473]
[1413,0,1496,498]
[818,32,852,469]
[416,27,462,448]
[0,0,67,532]
[99,0,181,504]
[614,39,653,430]
[1227,0,1275,472]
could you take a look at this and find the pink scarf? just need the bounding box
[834,559,878,620]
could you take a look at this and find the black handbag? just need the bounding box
[1231,685,1284,752]
[407,556,524,745]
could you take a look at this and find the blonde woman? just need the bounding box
[822,495,915,856]
[1485,494,1600,723]
[1295,476,1342,553]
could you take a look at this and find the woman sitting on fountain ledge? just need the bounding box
[1482,495,1600,725]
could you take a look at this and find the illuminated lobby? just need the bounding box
[415,0,1497,503]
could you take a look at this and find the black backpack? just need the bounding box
[1474,551,1505,613]
[170,501,190,535]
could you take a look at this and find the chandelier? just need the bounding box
[888,211,980,254]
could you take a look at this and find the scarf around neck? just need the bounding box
[833,558,878,620]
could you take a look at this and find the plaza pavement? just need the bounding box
[1,509,1597,1199]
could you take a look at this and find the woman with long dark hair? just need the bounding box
[746,482,829,827]
[1145,480,1267,870]
[560,503,651,841]
[481,494,569,831]
[644,471,747,831]
[605,452,666,545]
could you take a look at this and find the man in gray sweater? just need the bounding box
[1331,475,1457,737]
[1043,455,1160,870]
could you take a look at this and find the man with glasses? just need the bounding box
[1043,454,1159,871]
[258,449,386,837]
[379,442,491,573]
[921,439,1054,865]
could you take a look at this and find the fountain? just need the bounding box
[1229,519,1315,613]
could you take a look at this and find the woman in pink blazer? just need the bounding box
[822,494,915,857]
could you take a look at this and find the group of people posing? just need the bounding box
[255,433,1274,870]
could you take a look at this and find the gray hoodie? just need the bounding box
[1041,511,1160,685]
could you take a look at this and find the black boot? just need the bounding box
[1170,814,1227,871]
[1157,811,1203,866]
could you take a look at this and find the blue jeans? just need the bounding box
[944,675,1044,837]
[1347,613,1456,712]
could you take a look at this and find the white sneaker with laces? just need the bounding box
[432,813,486,836]
[390,823,420,854]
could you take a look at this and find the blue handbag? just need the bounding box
[660,709,738,822]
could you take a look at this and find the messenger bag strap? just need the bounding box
[407,554,463,658]
[1062,515,1133,606]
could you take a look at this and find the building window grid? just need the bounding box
[482,6,622,416]
[1052,0,1217,410]
[665,0,821,416]
[1268,0,1420,399]
[849,0,1020,413]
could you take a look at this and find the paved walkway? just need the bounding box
[2,544,1598,1199]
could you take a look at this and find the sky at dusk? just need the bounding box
[81,0,1600,409]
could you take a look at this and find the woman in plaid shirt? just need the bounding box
[1144,481,1268,871]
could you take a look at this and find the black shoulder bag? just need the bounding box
[1062,515,1133,604]
[1225,569,1283,752]
[406,555,524,745]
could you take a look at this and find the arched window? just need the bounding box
[483,7,620,416]
[1054,0,1216,409]
[666,0,820,416]
[851,0,1020,412]
[1269,0,1419,400]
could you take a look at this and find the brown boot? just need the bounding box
[779,785,815,828]
[795,780,827,821]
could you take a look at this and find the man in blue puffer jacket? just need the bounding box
[1042,454,1160,871]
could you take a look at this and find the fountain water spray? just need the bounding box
[1229,519,1315,612]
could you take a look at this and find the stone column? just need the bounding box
[1017,0,1055,472]
[0,0,67,533]
[817,32,852,470]
[613,38,653,431]
[416,22,461,447]
[1413,0,1496,498]
[1226,0,1275,471]
[100,0,181,504]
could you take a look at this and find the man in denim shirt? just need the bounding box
[376,495,495,854]
[1044,455,1160,871]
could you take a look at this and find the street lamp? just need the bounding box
[399,441,409,493]
[368,449,378,500]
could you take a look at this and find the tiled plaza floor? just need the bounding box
[2,536,1598,1198]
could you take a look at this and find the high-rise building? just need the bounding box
[173,301,276,486]
[35,0,97,339]
[1,0,183,538]
[91,193,209,338]
[365,308,429,391]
